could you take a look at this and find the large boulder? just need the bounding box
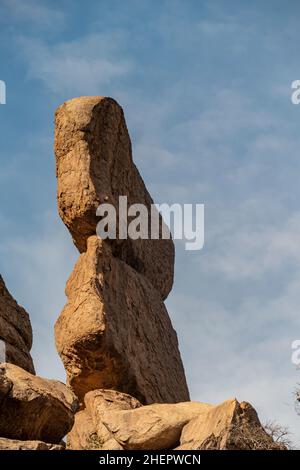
[68,389,142,450]
[0,275,34,374]
[101,401,213,450]
[0,364,78,444]
[68,392,284,451]
[55,236,189,405]
[54,96,174,300]
[178,398,285,450]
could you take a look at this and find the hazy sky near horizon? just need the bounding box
[1,0,300,445]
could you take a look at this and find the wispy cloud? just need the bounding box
[204,212,300,281]
[19,33,133,96]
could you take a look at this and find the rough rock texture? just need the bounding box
[0,438,64,451]
[55,96,174,300]
[68,389,142,450]
[68,391,281,451]
[55,236,189,405]
[101,401,213,450]
[67,410,100,450]
[0,275,34,374]
[178,398,285,450]
[0,363,78,444]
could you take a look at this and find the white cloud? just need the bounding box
[19,33,132,96]
[204,212,300,281]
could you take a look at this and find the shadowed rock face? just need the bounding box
[0,364,78,444]
[55,96,174,300]
[0,275,34,374]
[54,96,189,405]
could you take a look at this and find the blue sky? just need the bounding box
[1,0,300,445]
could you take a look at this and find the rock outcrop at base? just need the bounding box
[67,390,283,451]
[0,438,64,451]
[0,275,34,374]
[178,398,284,450]
[54,96,189,405]
[0,364,78,444]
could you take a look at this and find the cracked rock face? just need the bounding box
[0,275,34,374]
[55,96,174,300]
[0,364,78,444]
[54,96,189,406]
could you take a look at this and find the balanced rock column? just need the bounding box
[54,96,189,404]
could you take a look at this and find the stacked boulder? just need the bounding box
[54,96,283,451]
[0,277,78,450]
[54,96,189,405]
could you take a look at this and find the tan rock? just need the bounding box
[85,389,142,421]
[67,410,98,450]
[67,409,123,450]
[0,363,78,443]
[54,96,174,300]
[68,393,283,451]
[0,275,34,374]
[178,398,284,450]
[85,389,141,450]
[101,401,213,450]
[55,236,189,405]
[0,366,12,397]
[0,438,64,450]
[68,390,140,450]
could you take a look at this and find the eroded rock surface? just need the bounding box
[101,401,213,450]
[68,391,281,451]
[0,364,78,444]
[0,275,34,374]
[68,389,142,450]
[178,398,285,450]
